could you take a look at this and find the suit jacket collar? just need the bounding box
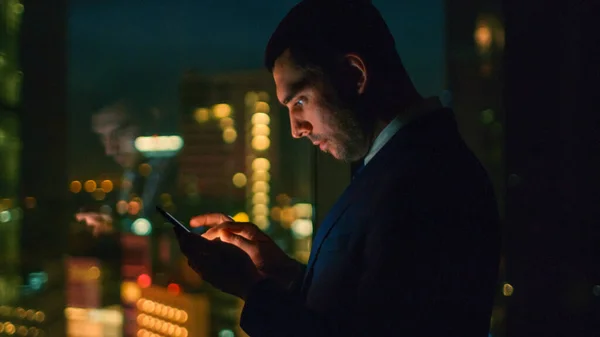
[304,108,459,284]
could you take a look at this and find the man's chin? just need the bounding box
[325,146,347,162]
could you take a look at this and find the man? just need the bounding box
[174,0,501,336]
[76,100,176,236]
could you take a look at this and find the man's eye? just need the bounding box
[295,99,304,107]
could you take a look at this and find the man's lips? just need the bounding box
[313,140,327,151]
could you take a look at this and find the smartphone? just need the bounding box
[156,206,191,233]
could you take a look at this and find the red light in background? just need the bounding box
[137,274,151,288]
[167,283,181,295]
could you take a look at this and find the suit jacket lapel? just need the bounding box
[301,108,458,291]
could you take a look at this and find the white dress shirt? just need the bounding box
[363,96,443,166]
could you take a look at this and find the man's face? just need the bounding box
[273,50,372,162]
[92,104,140,169]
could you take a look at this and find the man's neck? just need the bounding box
[369,94,424,145]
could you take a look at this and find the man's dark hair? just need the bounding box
[266,0,418,121]
[87,85,161,135]
[265,0,407,81]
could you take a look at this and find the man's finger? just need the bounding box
[202,222,248,240]
[202,222,258,241]
[219,231,256,253]
[76,212,111,224]
[190,213,234,228]
[75,212,98,222]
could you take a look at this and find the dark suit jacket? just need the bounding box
[240,108,501,337]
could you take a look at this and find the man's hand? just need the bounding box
[75,212,113,236]
[192,214,304,289]
[173,226,263,299]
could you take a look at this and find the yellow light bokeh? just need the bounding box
[257,91,270,102]
[70,181,82,193]
[475,24,492,51]
[100,180,113,193]
[88,266,101,280]
[232,173,247,188]
[281,206,297,224]
[219,117,234,129]
[253,215,269,230]
[223,127,237,144]
[252,192,269,205]
[251,112,270,125]
[252,181,270,194]
[252,204,269,217]
[84,180,97,193]
[121,281,141,303]
[212,103,232,118]
[194,108,210,123]
[251,124,270,137]
[251,135,270,151]
[4,323,15,335]
[293,203,313,218]
[251,158,270,171]
[34,311,45,322]
[503,283,514,296]
[252,170,271,182]
[232,212,250,222]
[254,101,270,114]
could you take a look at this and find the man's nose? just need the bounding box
[104,138,119,155]
[290,118,311,138]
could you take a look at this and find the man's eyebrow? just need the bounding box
[282,77,310,105]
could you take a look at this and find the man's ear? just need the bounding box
[344,53,368,94]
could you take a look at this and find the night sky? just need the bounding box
[67,0,445,174]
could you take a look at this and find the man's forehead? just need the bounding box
[273,53,305,104]
[92,108,128,131]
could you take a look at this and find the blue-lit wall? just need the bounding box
[67,0,446,172]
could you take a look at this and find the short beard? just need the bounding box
[319,79,375,163]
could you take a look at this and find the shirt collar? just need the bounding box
[363,96,443,166]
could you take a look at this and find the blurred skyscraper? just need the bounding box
[178,68,317,335]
